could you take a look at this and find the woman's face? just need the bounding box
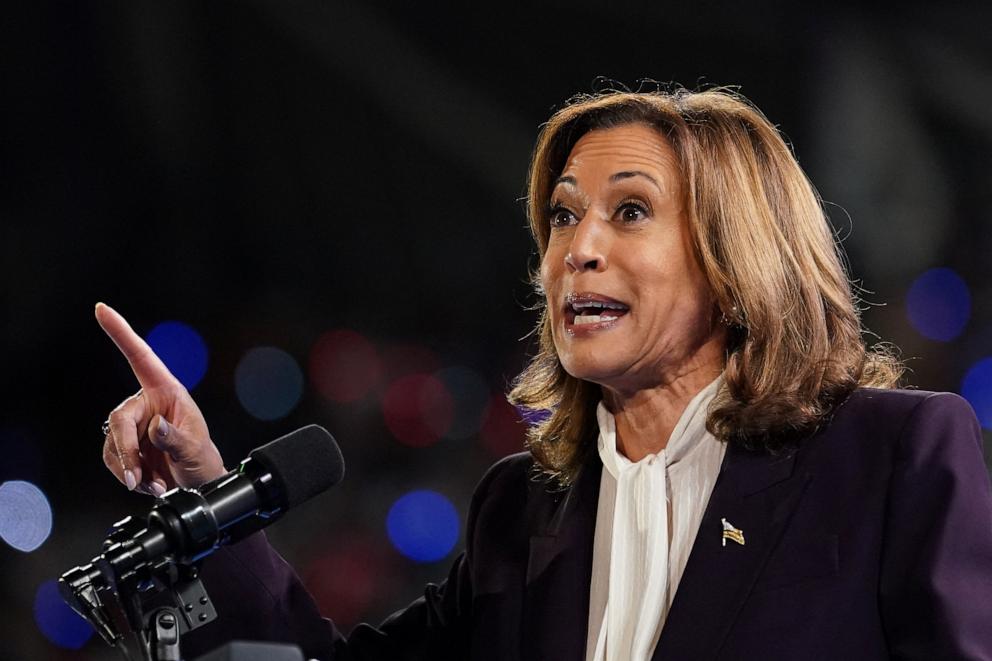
[541,123,724,395]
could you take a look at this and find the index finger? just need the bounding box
[95,302,176,389]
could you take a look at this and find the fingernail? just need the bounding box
[149,482,167,497]
[157,417,168,439]
[124,469,137,491]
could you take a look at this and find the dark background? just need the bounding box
[4,1,992,658]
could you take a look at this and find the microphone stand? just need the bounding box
[120,559,217,661]
[62,508,306,661]
[60,503,219,661]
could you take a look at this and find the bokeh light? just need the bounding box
[517,405,551,427]
[379,344,441,380]
[479,395,527,458]
[905,268,971,342]
[235,347,304,421]
[386,490,459,563]
[309,330,382,404]
[961,357,992,431]
[0,480,53,552]
[435,366,490,440]
[146,321,209,390]
[34,579,94,650]
[381,374,454,447]
[303,535,388,631]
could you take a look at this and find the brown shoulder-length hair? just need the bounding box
[509,88,903,485]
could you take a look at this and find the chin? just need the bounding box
[558,352,626,387]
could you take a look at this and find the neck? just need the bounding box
[602,361,723,462]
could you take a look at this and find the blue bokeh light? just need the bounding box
[0,480,53,552]
[961,357,992,431]
[34,579,95,650]
[235,347,304,421]
[905,268,971,342]
[146,321,209,390]
[386,490,459,563]
[517,406,551,427]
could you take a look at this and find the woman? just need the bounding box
[97,89,992,660]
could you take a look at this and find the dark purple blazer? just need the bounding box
[183,389,992,660]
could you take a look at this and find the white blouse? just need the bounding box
[585,376,726,661]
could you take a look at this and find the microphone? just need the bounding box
[59,424,345,645]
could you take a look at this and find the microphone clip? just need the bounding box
[60,503,219,660]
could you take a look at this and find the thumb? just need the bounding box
[147,414,202,465]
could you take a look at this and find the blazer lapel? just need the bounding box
[653,442,809,660]
[522,457,602,661]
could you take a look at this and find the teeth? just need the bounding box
[574,314,618,325]
[572,300,627,311]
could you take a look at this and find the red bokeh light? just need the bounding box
[309,330,382,403]
[381,374,454,447]
[379,344,441,380]
[480,394,527,457]
[303,536,388,631]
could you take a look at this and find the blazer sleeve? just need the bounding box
[181,454,514,661]
[878,392,992,659]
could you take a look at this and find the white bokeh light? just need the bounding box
[0,480,53,552]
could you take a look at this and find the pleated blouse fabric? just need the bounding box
[585,377,727,661]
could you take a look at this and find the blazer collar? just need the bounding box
[520,439,807,661]
[522,455,601,661]
[653,441,807,659]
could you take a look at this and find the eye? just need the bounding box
[616,201,649,223]
[549,204,578,228]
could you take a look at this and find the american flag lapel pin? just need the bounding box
[721,518,745,547]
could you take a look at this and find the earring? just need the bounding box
[720,303,739,326]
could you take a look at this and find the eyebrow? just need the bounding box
[610,170,662,192]
[551,171,662,193]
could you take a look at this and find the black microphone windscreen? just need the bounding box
[248,425,345,508]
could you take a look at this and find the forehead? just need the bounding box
[559,123,678,182]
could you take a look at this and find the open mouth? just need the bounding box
[564,292,631,327]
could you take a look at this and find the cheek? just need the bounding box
[629,247,710,319]
[540,254,561,298]
[540,257,568,339]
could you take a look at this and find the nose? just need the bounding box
[564,217,608,273]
